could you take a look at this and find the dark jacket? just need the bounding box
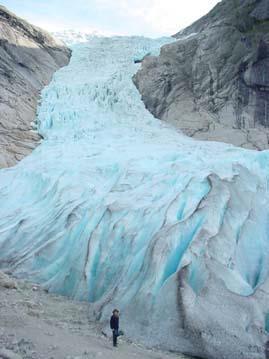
[110,315,119,330]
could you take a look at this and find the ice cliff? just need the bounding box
[0,36,269,359]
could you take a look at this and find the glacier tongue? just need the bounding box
[0,36,269,359]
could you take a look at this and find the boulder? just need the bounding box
[0,349,22,359]
[0,271,17,289]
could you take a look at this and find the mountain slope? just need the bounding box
[133,0,269,149]
[0,6,71,168]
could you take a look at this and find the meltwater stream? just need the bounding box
[1,37,269,358]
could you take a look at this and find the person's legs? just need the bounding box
[113,329,118,347]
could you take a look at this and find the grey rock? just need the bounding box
[0,271,17,289]
[251,0,269,21]
[0,5,71,168]
[133,0,269,149]
[0,349,22,359]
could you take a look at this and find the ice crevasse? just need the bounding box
[0,36,269,359]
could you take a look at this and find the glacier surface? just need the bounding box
[0,36,269,359]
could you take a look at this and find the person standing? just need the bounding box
[110,309,120,347]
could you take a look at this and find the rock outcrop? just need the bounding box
[0,6,71,168]
[0,271,17,289]
[134,0,269,150]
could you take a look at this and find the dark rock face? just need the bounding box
[134,0,269,149]
[251,0,269,20]
[0,6,71,168]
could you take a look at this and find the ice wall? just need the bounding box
[0,36,269,359]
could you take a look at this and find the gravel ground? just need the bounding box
[0,273,190,359]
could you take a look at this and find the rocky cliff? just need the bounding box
[0,6,71,168]
[134,0,269,150]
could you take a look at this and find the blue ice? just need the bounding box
[0,36,269,311]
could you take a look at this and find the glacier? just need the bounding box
[0,36,269,359]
